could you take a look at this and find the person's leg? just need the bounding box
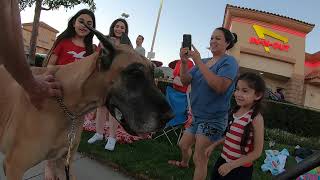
[193,120,225,180]
[105,113,119,151]
[168,120,198,168]
[88,106,108,144]
[168,131,195,167]
[193,134,213,180]
[96,106,108,134]
[178,131,195,166]
[108,114,118,138]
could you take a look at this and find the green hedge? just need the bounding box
[230,98,320,138]
[265,128,320,149]
[157,82,320,138]
[262,100,320,138]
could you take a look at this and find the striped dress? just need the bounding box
[221,110,254,167]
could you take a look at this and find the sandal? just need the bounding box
[168,160,189,168]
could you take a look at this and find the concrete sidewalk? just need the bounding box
[0,153,132,180]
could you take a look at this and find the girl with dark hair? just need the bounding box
[44,9,95,179]
[108,18,129,40]
[208,72,266,180]
[87,18,129,151]
[46,9,96,66]
[168,27,239,180]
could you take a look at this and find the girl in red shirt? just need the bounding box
[46,9,96,66]
[44,9,96,179]
[172,59,194,93]
[206,72,266,180]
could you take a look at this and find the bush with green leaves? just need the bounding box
[154,68,164,78]
[263,100,320,137]
[265,128,320,149]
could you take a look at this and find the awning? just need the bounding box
[305,70,320,86]
[168,60,179,69]
[151,60,163,67]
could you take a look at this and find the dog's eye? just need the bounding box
[123,63,146,79]
[122,63,150,84]
[127,68,144,78]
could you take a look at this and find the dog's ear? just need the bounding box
[120,33,133,48]
[98,48,113,70]
[82,23,115,70]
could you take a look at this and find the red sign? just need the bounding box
[249,37,290,51]
[250,24,290,53]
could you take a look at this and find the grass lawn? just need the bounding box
[77,130,307,180]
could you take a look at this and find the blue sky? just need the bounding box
[21,0,319,66]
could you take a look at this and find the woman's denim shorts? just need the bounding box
[185,115,227,142]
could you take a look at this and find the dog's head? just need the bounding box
[85,24,174,135]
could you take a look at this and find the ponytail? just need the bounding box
[216,27,238,50]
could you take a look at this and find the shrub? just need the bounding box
[263,100,320,137]
[33,53,47,67]
[265,128,320,149]
[154,68,164,78]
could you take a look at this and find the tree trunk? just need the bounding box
[28,0,43,65]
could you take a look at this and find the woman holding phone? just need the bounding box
[168,27,239,180]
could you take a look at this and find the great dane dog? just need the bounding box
[0,25,173,180]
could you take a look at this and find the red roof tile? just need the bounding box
[22,21,59,33]
[305,51,320,63]
[225,4,314,27]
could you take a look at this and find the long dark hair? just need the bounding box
[54,9,96,56]
[231,72,266,154]
[108,18,129,37]
[216,27,238,50]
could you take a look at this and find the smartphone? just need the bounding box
[182,34,192,50]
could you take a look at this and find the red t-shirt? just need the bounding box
[53,39,87,65]
[173,59,194,93]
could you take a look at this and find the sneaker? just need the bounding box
[105,137,117,151]
[87,133,104,144]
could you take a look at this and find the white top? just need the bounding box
[135,46,146,57]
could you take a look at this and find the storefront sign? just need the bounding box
[249,24,290,53]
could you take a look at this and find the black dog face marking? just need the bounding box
[106,63,174,135]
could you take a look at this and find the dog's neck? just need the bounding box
[55,52,109,116]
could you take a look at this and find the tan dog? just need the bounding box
[0,28,173,180]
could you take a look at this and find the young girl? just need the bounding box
[106,18,129,46]
[87,18,129,151]
[46,9,96,66]
[44,9,96,179]
[208,72,266,180]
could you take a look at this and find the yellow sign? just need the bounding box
[250,25,290,53]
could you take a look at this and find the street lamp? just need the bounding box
[147,0,164,60]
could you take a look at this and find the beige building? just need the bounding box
[22,21,59,54]
[223,4,320,109]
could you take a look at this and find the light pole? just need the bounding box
[147,0,164,60]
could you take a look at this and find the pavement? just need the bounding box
[0,152,133,180]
